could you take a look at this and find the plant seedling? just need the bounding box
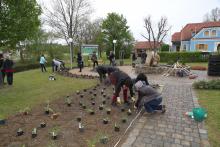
[65,96,72,107]
[32,128,37,138]
[82,104,86,109]
[93,93,97,97]
[51,113,60,120]
[88,109,95,115]
[76,116,82,122]
[76,90,80,95]
[0,115,6,125]
[44,101,53,115]
[127,109,132,116]
[80,94,84,98]
[114,123,120,132]
[40,122,46,128]
[100,136,108,144]
[103,94,106,98]
[106,108,111,115]
[101,90,104,95]
[20,107,31,115]
[50,126,60,140]
[103,87,106,90]
[121,117,127,123]
[103,118,109,124]
[121,107,125,112]
[79,123,84,132]
[17,128,24,136]
[83,89,87,92]
[91,101,95,106]
[99,104,104,110]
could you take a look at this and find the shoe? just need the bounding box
[161,105,166,113]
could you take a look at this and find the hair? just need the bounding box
[135,73,149,85]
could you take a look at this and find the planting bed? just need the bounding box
[0,83,136,147]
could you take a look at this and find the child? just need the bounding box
[134,80,166,114]
[109,71,134,105]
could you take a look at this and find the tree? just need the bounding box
[0,0,41,61]
[101,12,134,59]
[43,0,92,63]
[142,16,171,52]
[203,7,220,22]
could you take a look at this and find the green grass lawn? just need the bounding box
[0,69,97,117]
[196,89,220,147]
[186,62,208,68]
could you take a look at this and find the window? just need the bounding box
[211,30,217,36]
[204,31,209,37]
[196,44,208,51]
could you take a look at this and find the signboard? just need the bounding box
[81,44,99,57]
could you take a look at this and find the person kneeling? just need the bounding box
[134,80,166,114]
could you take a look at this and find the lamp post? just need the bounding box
[68,38,73,69]
[113,39,117,55]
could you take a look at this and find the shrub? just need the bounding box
[193,80,220,89]
[159,52,210,63]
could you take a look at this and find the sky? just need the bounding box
[38,0,220,44]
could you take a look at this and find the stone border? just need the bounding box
[191,89,211,147]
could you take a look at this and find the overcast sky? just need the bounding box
[38,0,220,44]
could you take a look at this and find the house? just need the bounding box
[134,41,161,56]
[172,21,220,52]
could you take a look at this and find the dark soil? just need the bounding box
[0,83,136,147]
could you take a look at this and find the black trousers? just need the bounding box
[93,61,98,68]
[1,71,5,83]
[40,64,47,72]
[6,72,13,85]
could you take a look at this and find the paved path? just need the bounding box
[69,66,212,147]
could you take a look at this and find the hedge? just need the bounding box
[159,52,210,63]
[193,80,220,90]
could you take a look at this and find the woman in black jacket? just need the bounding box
[2,56,14,85]
[77,52,83,72]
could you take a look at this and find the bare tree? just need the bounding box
[203,7,220,22]
[142,16,171,52]
[43,0,92,63]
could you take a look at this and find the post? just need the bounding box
[68,38,73,69]
[113,39,117,57]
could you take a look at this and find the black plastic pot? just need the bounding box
[67,103,71,107]
[45,110,49,115]
[79,101,83,106]
[83,89,87,92]
[90,97,94,101]
[103,94,106,98]
[40,122,46,128]
[114,126,120,132]
[100,136,108,144]
[93,93,97,97]
[0,119,6,125]
[89,111,95,115]
[122,118,127,123]
[77,117,82,122]
[80,94,84,98]
[102,100,106,105]
[32,133,37,138]
[17,129,24,136]
[91,102,95,105]
[89,91,93,94]
[76,91,80,95]
[103,119,109,124]
[51,134,57,140]
[106,109,111,115]
[82,105,86,109]
[121,108,125,112]
[99,105,103,110]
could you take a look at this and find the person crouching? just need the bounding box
[96,65,119,82]
[109,71,134,105]
[134,80,166,114]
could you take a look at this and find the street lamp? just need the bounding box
[68,38,73,69]
[113,39,117,55]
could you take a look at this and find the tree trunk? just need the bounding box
[20,49,24,62]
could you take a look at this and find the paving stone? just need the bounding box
[181,140,191,146]
[191,142,201,147]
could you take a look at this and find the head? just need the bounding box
[135,73,149,85]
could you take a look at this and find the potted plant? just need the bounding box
[44,101,53,115]
[0,114,6,125]
[99,104,104,110]
[76,116,82,122]
[102,100,106,105]
[88,109,95,115]
[89,91,93,94]
[114,123,120,132]
[103,94,106,98]
[80,94,84,98]
[106,108,111,115]
[101,90,104,95]
[127,109,132,116]
[65,96,72,107]
[93,93,97,97]
[82,104,87,109]
[91,101,95,106]
[100,136,108,144]
[83,89,87,92]
[93,88,96,91]
[17,128,24,136]
[20,107,31,115]
[76,90,80,95]
[40,122,46,128]
[90,97,94,101]
[121,117,127,123]
[50,126,60,140]
[121,107,125,112]
[79,122,84,132]
[51,112,60,120]
[31,128,37,138]
[79,101,83,106]
[103,118,109,124]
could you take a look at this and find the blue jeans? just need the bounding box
[144,97,162,113]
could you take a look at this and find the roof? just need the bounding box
[172,21,220,42]
[134,41,161,50]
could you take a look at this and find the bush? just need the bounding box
[160,44,169,52]
[159,52,210,63]
[193,80,220,89]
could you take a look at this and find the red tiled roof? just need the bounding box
[134,41,161,50]
[172,32,181,42]
[172,21,220,42]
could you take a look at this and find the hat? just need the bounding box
[134,80,144,90]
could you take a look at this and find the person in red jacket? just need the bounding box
[109,71,134,105]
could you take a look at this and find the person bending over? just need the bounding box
[96,65,119,82]
[134,80,166,114]
[109,71,134,105]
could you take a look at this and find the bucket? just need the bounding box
[192,107,207,122]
